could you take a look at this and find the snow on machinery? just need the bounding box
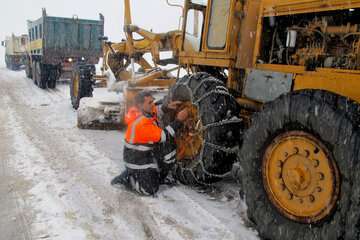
[73,0,183,129]
[25,9,104,89]
[1,34,28,70]
[134,0,360,239]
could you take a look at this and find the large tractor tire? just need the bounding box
[172,73,243,185]
[70,65,95,109]
[237,90,360,240]
[35,62,47,89]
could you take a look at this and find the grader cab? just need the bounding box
[168,0,360,239]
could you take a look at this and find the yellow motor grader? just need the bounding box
[148,0,360,239]
[73,0,360,237]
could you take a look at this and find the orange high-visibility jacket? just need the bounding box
[123,106,178,175]
[125,107,165,145]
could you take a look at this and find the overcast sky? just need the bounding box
[0,0,184,67]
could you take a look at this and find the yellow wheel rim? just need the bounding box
[262,131,340,223]
[73,73,80,98]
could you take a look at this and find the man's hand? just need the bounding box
[176,108,189,122]
[167,100,183,110]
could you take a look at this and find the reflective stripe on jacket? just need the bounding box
[125,115,170,145]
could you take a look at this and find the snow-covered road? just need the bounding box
[0,67,259,240]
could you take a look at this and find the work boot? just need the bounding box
[111,170,130,188]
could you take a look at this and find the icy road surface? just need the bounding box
[0,67,258,240]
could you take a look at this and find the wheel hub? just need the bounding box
[262,131,339,223]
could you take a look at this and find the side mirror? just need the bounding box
[98,36,108,41]
[1,41,5,47]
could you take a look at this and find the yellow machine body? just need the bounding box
[178,0,360,104]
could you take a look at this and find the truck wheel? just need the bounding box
[32,62,38,84]
[5,55,9,69]
[47,68,57,89]
[70,65,94,109]
[238,90,360,240]
[36,62,47,89]
[25,62,32,78]
[172,73,243,185]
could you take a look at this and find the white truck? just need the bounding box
[1,34,28,70]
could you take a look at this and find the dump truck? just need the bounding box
[25,9,104,89]
[1,34,28,70]
[130,0,360,239]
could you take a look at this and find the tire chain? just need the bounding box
[175,73,243,185]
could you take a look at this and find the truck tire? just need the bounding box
[25,61,32,79]
[47,68,57,89]
[70,65,94,109]
[36,62,47,89]
[5,55,9,69]
[32,62,37,84]
[172,73,242,185]
[237,90,360,240]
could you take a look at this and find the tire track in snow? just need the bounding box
[0,89,33,240]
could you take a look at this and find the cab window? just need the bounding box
[183,1,207,52]
[207,0,231,49]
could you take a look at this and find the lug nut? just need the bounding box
[316,187,322,192]
[313,159,320,167]
[288,193,293,200]
[314,147,320,154]
[304,150,310,158]
[309,195,315,202]
[294,147,299,154]
[318,172,325,181]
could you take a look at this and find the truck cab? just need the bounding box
[2,34,28,70]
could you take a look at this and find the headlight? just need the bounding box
[81,57,85,61]
[68,58,73,62]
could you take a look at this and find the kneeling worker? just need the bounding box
[111,90,188,196]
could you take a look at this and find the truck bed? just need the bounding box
[28,10,104,65]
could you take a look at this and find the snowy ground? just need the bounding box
[0,67,259,240]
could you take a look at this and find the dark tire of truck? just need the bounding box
[70,64,95,109]
[237,90,360,240]
[25,61,32,79]
[33,61,47,89]
[172,73,243,185]
[47,67,58,89]
[31,62,37,85]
